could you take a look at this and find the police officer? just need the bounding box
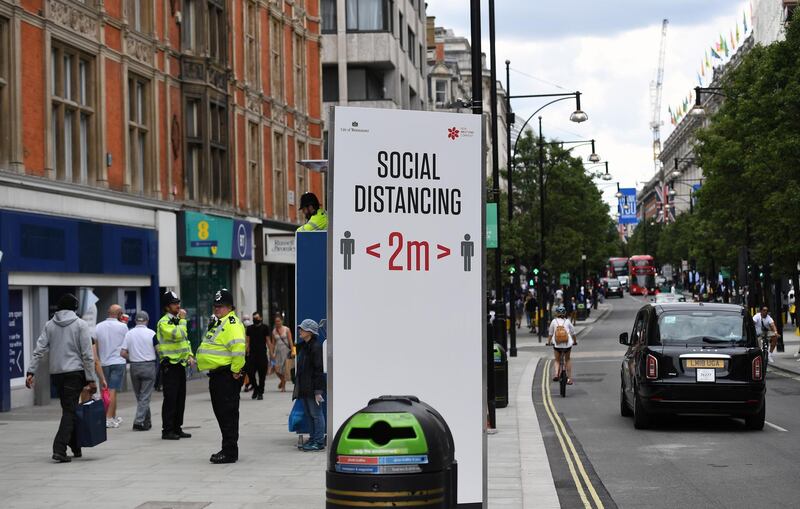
[157,291,195,440]
[297,192,327,231]
[197,288,246,464]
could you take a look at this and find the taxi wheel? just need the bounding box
[620,380,633,417]
[633,387,651,429]
[744,402,765,431]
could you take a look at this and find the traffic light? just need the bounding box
[528,278,535,286]
[508,265,516,275]
[532,267,540,276]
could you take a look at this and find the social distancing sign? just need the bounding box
[328,106,485,505]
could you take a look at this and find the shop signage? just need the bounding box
[8,290,24,379]
[182,211,252,260]
[329,106,484,505]
[264,233,296,264]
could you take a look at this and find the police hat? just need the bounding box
[298,192,320,209]
[161,290,180,309]
[214,288,234,307]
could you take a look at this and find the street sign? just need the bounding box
[486,203,498,248]
[560,272,571,285]
[8,290,24,379]
[329,106,484,506]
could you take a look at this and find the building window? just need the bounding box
[347,67,384,101]
[184,97,202,201]
[245,1,259,85]
[50,42,95,185]
[419,43,424,71]
[398,12,403,46]
[408,28,415,64]
[270,18,283,102]
[322,65,338,102]
[128,75,152,193]
[128,0,153,33]
[273,131,287,220]
[346,0,392,32]
[296,140,307,196]
[183,0,200,51]
[321,0,336,33]
[247,121,261,213]
[434,80,446,105]
[208,1,226,63]
[294,34,306,113]
[209,102,229,205]
[0,18,9,167]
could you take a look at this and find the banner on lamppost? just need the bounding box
[617,188,639,225]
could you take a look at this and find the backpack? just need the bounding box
[554,319,569,344]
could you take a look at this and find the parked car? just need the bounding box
[606,278,624,298]
[619,303,765,430]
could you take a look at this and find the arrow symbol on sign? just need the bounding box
[366,243,381,258]
[16,351,22,372]
[437,244,451,259]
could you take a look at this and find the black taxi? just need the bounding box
[619,303,766,430]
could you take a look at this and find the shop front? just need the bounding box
[178,211,253,351]
[258,225,296,329]
[0,210,159,411]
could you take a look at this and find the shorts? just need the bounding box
[103,364,126,390]
[553,346,572,353]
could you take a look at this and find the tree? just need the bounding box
[694,11,800,277]
[498,131,619,284]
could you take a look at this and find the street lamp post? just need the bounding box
[471,0,497,431]
[505,60,590,347]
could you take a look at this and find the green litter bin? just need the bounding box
[493,343,508,408]
[326,395,457,508]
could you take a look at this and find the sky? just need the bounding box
[426,0,750,213]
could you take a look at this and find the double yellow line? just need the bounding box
[541,359,605,509]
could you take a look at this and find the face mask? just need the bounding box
[253,319,262,325]
[243,319,253,327]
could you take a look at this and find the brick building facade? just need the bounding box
[0,0,322,409]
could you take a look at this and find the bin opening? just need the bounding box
[347,420,417,446]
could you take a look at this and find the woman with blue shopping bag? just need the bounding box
[290,319,326,451]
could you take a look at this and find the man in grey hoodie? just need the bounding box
[26,293,97,463]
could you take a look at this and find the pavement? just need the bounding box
[0,306,611,509]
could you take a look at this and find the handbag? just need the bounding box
[76,399,107,447]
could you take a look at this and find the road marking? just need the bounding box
[542,359,605,509]
[765,421,788,432]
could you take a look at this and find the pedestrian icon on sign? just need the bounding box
[341,231,355,270]
[461,234,474,272]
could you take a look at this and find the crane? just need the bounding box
[650,19,668,172]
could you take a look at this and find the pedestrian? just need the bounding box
[297,192,328,231]
[569,296,578,323]
[270,312,295,392]
[524,293,534,330]
[157,290,195,440]
[515,294,523,329]
[26,293,97,463]
[121,311,157,431]
[95,304,129,428]
[246,311,270,400]
[241,313,255,394]
[555,286,564,306]
[294,319,326,451]
[197,288,246,464]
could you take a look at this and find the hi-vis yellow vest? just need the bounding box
[196,311,246,373]
[296,209,328,232]
[156,314,192,365]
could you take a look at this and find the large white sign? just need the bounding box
[329,106,485,505]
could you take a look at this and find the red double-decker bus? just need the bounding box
[606,257,629,282]
[628,255,657,295]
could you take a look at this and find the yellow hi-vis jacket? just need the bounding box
[156,314,192,365]
[196,311,246,373]
[296,209,328,232]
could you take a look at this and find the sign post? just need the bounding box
[328,106,485,506]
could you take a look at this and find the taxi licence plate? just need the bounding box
[686,359,724,369]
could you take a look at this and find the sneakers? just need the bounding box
[769,353,775,364]
[114,416,123,425]
[106,419,119,429]
[302,442,325,452]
